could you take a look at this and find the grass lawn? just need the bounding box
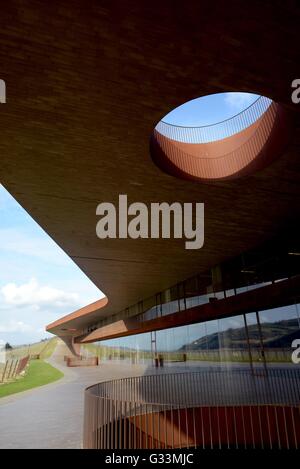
[0,359,63,398]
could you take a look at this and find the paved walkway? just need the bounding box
[0,341,147,449]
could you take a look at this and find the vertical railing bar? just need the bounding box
[171,404,174,449]
[139,402,142,449]
[124,400,127,449]
[118,396,124,449]
[289,370,298,449]
[163,405,167,449]
[270,369,281,449]
[128,400,131,449]
[240,373,247,450]
[222,371,229,449]
[134,401,137,449]
[178,405,181,449]
[213,367,221,449]
[200,405,205,449]
[192,405,197,449]
[280,369,290,449]
[152,403,155,449]
[145,403,148,450]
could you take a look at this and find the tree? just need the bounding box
[5,342,13,350]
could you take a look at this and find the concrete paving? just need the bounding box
[0,342,148,449]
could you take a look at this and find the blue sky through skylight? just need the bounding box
[156,92,272,143]
[163,92,260,127]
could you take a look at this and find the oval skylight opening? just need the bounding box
[156,92,272,143]
[151,92,292,181]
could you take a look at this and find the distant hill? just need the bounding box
[179,318,300,351]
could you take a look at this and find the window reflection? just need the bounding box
[86,303,300,372]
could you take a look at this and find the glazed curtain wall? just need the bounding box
[83,303,300,369]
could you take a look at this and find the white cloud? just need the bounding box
[224,92,257,110]
[0,320,33,333]
[1,278,79,309]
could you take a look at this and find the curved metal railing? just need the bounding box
[156,95,272,143]
[84,369,300,449]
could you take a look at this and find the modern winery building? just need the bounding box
[1,0,300,449]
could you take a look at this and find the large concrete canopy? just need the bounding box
[0,1,300,335]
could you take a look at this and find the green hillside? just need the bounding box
[180,318,299,351]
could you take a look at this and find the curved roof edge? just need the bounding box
[46,297,108,337]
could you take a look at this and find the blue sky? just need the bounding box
[0,185,103,345]
[157,92,267,143]
[163,92,259,126]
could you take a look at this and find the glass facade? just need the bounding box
[91,277,273,332]
[83,303,300,372]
